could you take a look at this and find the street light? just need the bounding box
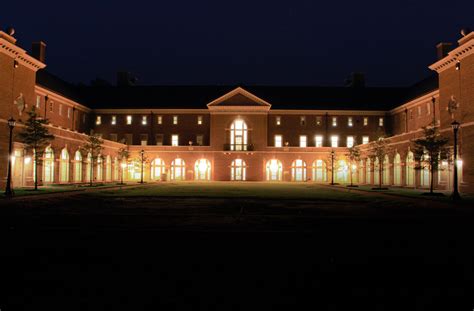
[451,121,461,200]
[330,149,335,185]
[140,149,145,184]
[5,117,16,198]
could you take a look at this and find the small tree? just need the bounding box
[412,124,449,194]
[370,136,391,189]
[80,132,103,186]
[346,145,361,187]
[17,106,54,190]
[117,145,129,184]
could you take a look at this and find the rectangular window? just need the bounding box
[362,136,369,144]
[140,134,148,146]
[299,135,307,148]
[157,115,162,124]
[67,107,71,119]
[379,117,384,126]
[171,134,179,146]
[111,115,116,125]
[173,116,178,125]
[426,102,431,115]
[96,115,101,125]
[109,133,118,142]
[332,117,337,127]
[126,115,132,125]
[347,117,353,127]
[363,117,368,126]
[197,115,203,125]
[49,102,53,112]
[36,95,41,108]
[125,134,133,145]
[300,116,306,126]
[196,135,204,146]
[59,104,63,116]
[347,136,354,148]
[142,115,147,125]
[276,116,281,126]
[315,135,323,147]
[274,135,282,147]
[331,135,339,147]
[410,110,414,120]
[316,116,322,126]
[156,134,164,146]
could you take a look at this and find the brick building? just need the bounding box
[1,28,473,193]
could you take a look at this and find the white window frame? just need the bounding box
[126,115,132,125]
[332,117,337,127]
[347,136,354,148]
[173,116,178,125]
[347,117,353,127]
[276,116,281,126]
[331,135,339,147]
[142,115,147,125]
[274,135,282,147]
[379,117,384,126]
[111,115,116,125]
[171,134,179,146]
[315,135,323,147]
[363,117,368,126]
[362,136,369,144]
[299,135,307,148]
[157,115,163,124]
[96,115,101,125]
[197,115,203,125]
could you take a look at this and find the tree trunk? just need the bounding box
[379,167,383,189]
[430,163,434,194]
[34,152,38,191]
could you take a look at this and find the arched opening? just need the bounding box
[336,160,349,183]
[195,159,211,181]
[394,153,401,185]
[383,155,390,185]
[406,151,415,187]
[74,151,82,182]
[291,159,307,181]
[43,146,54,183]
[230,120,248,151]
[106,155,112,181]
[60,148,69,183]
[86,153,92,183]
[420,153,430,187]
[374,157,380,185]
[230,159,246,181]
[358,160,365,184]
[312,159,327,182]
[171,158,186,181]
[113,157,119,181]
[97,155,103,181]
[151,158,166,180]
[366,158,372,184]
[266,159,282,181]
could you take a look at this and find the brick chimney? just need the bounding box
[436,42,453,60]
[32,41,47,63]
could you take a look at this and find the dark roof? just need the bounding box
[35,70,439,111]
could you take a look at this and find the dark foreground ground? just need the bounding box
[0,183,473,310]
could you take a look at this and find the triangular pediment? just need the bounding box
[207,87,271,109]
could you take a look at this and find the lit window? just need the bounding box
[126,115,132,125]
[111,115,116,125]
[67,108,71,119]
[300,116,306,126]
[276,116,281,126]
[299,135,307,148]
[362,136,369,144]
[332,117,337,127]
[96,116,101,125]
[331,135,339,147]
[173,116,178,125]
[363,117,368,126]
[157,115,162,124]
[275,135,282,147]
[316,116,322,126]
[315,135,323,147]
[347,136,354,148]
[36,95,41,108]
[171,134,179,146]
[197,116,203,125]
[379,117,384,126]
[347,117,353,127]
[142,115,147,125]
[59,104,63,116]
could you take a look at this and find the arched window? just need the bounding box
[44,146,54,183]
[97,155,103,181]
[230,120,248,151]
[74,151,82,182]
[406,151,415,186]
[336,160,349,183]
[151,158,166,180]
[366,158,372,184]
[86,153,92,183]
[374,157,380,185]
[230,159,246,181]
[106,155,112,181]
[383,155,390,185]
[113,157,119,181]
[171,158,186,181]
[195,159,211,181]
[393,153,401,185]
[266,159,282,181]
[60,148,69,183]
[358,160,365,184]
[312,160,327,182]
[291,159,307,181]
[420,153,430,187]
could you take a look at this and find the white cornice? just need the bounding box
[0,37,46,71]
[92,108,209,114]
[269,110,387,116]
[429,33,474,73]
[207,87,272,110]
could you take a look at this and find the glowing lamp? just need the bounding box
[24,157,31,164]
[198,160,208,173]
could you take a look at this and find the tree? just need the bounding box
[17,106,54,190]
[80,132,103,186]
[412,124,449,194]
[370,136,391,189]
[117,145,129,184]
[346,145,361,187]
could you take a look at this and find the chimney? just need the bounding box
[436,42,453,60]
[32,41,47,63]
[345,72,365,88]
[117,71,137,87]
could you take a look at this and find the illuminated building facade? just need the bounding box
[1,28,474,192]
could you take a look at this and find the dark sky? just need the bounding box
[2,0,473,86]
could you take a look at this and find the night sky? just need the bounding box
[2,0,473,86]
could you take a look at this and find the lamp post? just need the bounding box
[451,121,461,200]
[330,149,335,185]
[5,117,16,198]
[140,149,145,184]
